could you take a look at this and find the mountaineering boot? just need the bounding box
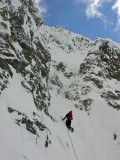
[68,127,74,132]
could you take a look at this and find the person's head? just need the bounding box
[69,111,72,114]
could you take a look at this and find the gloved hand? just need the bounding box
[62,118,64,121]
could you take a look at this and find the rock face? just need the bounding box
[80,40,120,80]
[0,0,50,112]
[40,26,120,113]
[1,1,120,160]
[78,39,120,111]
[0,0,52,150]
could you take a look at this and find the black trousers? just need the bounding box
[66,120,71,128]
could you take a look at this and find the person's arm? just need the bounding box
[62,114,67,120]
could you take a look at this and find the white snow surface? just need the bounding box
[0,63,120,160]
[0,24,120,160]
[0,65,120,160]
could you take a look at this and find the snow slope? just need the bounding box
[1,65,120,160]
[40,25,120,160]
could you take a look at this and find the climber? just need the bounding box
[62,111,73,131]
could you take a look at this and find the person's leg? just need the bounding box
[69,120,71,128]
[66,120,73,132]
[66,120,71,129]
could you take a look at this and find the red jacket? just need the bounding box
[63,111,73,121]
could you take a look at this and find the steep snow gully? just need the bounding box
[0,0,120,160]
